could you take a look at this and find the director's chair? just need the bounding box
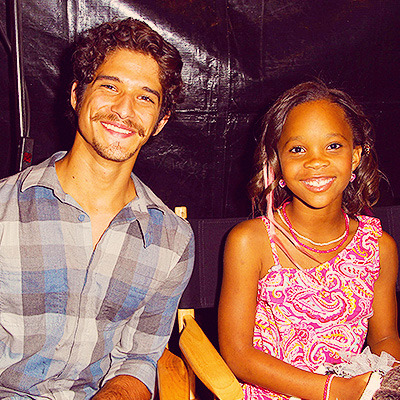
[157,208,245,400]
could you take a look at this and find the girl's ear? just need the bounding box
[352,145,363,171]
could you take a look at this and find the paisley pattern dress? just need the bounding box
[242,215,382,399]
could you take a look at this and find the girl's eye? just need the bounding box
[289,146,305,154]
[327,143,342,150]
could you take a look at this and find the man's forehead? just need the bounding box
[93,48,161,85]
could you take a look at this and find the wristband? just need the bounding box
[323,375,334,400]
[358,372,382,400]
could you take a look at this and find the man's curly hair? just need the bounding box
[72,18,183,121]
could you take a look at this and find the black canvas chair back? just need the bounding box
[181,205,400,310]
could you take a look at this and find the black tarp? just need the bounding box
[1,0,400,218]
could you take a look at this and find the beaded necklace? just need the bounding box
[277,207,348,246]
[280,201,350,254]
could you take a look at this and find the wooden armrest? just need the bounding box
[179,315,244,400]
[157,348,189,400]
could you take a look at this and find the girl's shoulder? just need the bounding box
[225,217,274,267]
[227,217,268,243]
[356,214,397,259]
[356,214,383,237]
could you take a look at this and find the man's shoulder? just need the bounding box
[0,153,63,205]
[132,174,193,237]
[161,204,193,238]
[0,166,29,200]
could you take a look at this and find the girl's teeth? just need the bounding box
[305,178,332,187]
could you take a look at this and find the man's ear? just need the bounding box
[152,113,170,137]
[70,81,78,111]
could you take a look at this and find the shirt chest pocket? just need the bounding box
[96,277,149,324]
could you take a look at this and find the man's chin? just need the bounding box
[94,146,138,163]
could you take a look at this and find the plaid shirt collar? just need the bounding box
[20,151,166,248]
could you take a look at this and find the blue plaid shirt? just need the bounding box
[0,152,194,399]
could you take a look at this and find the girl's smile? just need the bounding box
[300,176,335,192]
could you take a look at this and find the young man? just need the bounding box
[0,19,194,399]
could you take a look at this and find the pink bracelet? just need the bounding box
[323,375,334,400]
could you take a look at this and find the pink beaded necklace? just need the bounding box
[280,201,350,254]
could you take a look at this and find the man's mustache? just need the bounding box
[91,112,146,137]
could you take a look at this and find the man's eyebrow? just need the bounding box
[143,86,161,102]
[93,75,121,84]
[93,75,161,101]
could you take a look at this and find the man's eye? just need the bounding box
[289,146,304,154]
[101,84,116,91]
[139,95,155,103]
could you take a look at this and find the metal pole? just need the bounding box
[10,0,33,171]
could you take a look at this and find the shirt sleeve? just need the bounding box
[101,227,195,395]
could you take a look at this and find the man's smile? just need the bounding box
[101,121,135,137]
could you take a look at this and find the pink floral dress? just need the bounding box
[242,215,382,399]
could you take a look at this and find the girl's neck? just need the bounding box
[281,199,347,240]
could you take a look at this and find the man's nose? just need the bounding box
[110,94,135,120]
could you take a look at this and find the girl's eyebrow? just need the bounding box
[281,136,303,148]
[283,132,350,146]
[93,75,161,102]
[324,132,351,142]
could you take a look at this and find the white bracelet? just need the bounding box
[323,375,334,400]
[359,372,382,400]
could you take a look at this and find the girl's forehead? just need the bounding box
[287,99,347,122]
[280,99,352,141]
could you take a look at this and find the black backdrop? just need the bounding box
[1,0,400,219]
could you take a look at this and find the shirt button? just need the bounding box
[78,214,85,222]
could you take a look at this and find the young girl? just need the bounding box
[218,81,400,400]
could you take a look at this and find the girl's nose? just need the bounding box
[110,94,135,120]
[304,151,329,169]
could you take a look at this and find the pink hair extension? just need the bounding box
[263,163,275,224]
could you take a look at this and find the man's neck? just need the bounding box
[55,145,137,248]
[56,148,136,212]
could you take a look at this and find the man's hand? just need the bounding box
[92,375,151,400]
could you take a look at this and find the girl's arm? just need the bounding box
[218,219,369,400]
[367,231,400,360]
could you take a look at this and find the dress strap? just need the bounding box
[260,215,281,267]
